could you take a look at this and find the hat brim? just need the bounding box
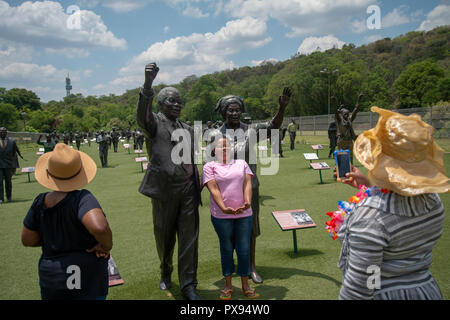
[354,131,377,170]
[369,154,450,196]
[35,151,97,192]
[354,118,450,196]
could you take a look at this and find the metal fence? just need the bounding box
[7,132,43,143]
[252,105,450,138]
[7,106,450,143]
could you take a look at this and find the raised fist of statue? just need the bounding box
[279,87,292,109]
[144,63,159,89]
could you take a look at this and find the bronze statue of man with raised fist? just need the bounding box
[136,63,202,300]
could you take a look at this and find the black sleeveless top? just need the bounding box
[24,190,108,298]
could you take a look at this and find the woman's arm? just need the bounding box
[21,227,41,247]
[339,165,372,189]
[82,208,113,258]
[205,180,237,215]
[237,174,252,213]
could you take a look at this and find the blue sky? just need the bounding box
[0,0,449,102]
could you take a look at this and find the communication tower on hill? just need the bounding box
[66,73,72,96]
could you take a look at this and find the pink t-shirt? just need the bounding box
[202,159,254,219]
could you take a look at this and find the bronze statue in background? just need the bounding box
[332,93,363,163]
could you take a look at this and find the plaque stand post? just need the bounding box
[292,230,298,253]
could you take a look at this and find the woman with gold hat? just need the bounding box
[336,107,448,300]
[21,143,113,300]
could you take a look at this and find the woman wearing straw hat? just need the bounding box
[336,107,449,300]
[21,143,113,300]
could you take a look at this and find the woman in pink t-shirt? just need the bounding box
[202,135,260,300]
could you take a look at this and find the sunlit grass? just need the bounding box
[1,136,449,300]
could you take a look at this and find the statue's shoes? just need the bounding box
[250,271,263,284]
[159,277,171,290]
[182,286,202,300]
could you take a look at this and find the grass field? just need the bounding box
[1,136,450,300]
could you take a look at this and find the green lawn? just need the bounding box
[1,136,449,300]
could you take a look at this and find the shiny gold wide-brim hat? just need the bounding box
[354,107,450,196]
[35,143,97,192]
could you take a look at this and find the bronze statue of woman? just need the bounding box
[212,87,292,283]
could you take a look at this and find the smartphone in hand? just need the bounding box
[334,150,351,182]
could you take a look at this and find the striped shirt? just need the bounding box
[337,191,444,300]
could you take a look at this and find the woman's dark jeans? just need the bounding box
[211,215,252,277]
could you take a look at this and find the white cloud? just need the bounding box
[350,18,367,34]
[0,41,34,64]
[417,4,450,31]
[164,26,170,33]
[182,5,209,18]
[351,5,412,34]
[363,34,382,44]
[0,1,126,50]
[297,35,345,55]
[45,48,90,58]
[382,6,410,28]
[29,86,52,94]
[83,69,93,77]
[223,0,375,37]
[111,16,271,94]
[93,84,106,90]
[101,0,151,13]
[99,0,217,17]
[0,62,60,85]
[0,59,86,102]
[76,0,101,9]
[251,58,278,66]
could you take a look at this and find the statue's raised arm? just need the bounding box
[271,87,292,129]
[331,96,340,122]
[144,63,159,90]
[137,63,160,136]
[351,92,364,122]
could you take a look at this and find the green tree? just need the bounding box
[437,77,450,102]
[394,60,446,108]
[244,97,270,120]
[1,88,41,110]
[28,110,56,133]
[185,75,221,122]
[57,113,81,133]
[107,117,127,130]
[363,66,391,109]
[0,103,19,130]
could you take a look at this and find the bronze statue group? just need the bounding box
[1,62,364,299]
[9,61,448,301]
[133,63,382,300]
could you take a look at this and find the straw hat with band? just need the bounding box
[35,143,97,192]
[354,106,450,196]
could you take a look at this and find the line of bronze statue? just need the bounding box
[134,62,362,300]
[0,63,363,300]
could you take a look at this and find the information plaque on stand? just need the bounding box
[272,209,316,253]
[108,255,124,287]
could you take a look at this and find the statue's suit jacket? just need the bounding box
[0,138,18,169]
[136,87,202,205]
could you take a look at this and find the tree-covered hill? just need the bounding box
[1,26,448,133]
